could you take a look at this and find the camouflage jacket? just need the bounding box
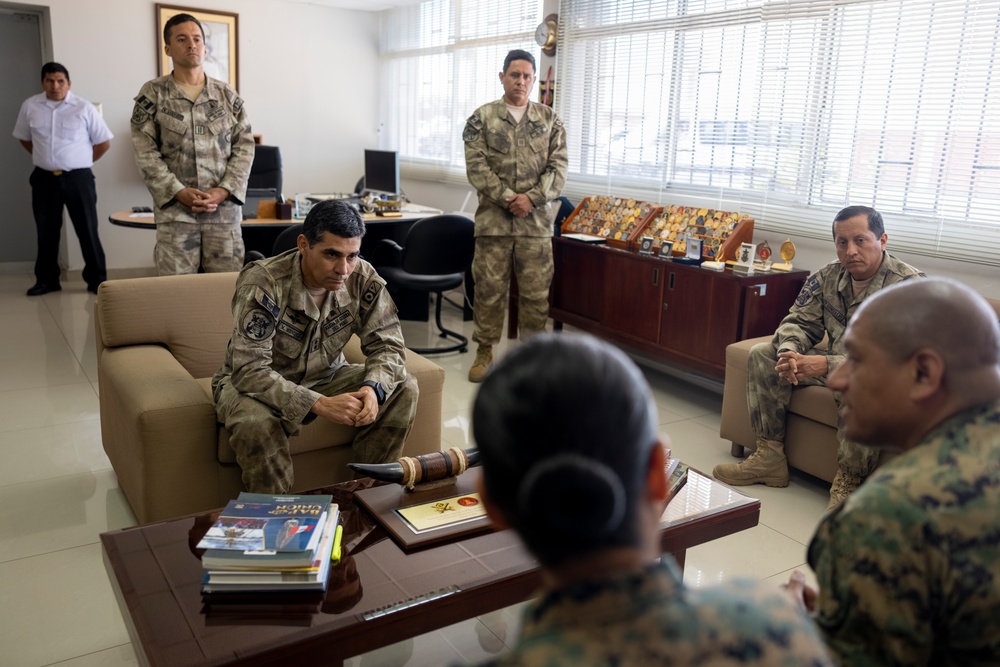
[808,398,1000,666]
[463,99,567,238]
[773,252,923,372]
[130,74,254,224]
[472,560,832,667]
[211,250,407,424]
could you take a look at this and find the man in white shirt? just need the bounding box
[13,62,113,296]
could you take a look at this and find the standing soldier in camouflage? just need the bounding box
[473,334,834,667]
[212,200,418,493]
[131,12,254,275]
[784,278,1000,665]
[713,206,923,508]
[463,49,568,383]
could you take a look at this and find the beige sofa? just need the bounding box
[95,272,445,524]
[720,296,1000,483]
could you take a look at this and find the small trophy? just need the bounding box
[733,242,756,275]
[638,236,655,256]
[772,239,796,272]
[756,240,772,271]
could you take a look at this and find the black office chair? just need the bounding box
[271,223,304,256]
[249,145,283,202]
[372,215,475,354]
[554,196,575,235]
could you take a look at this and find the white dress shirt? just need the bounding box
[12,91,114,171]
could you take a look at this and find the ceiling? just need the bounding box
[283,0,427,12]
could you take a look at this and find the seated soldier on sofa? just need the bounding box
[212,199,418,493]
[713,205,923,508]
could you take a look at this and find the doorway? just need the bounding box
[0,8,45,269]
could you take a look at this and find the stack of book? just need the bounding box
[196,492,341,594]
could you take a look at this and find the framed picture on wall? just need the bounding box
[156,4,239,90]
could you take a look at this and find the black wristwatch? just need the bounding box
[361,380,387,405]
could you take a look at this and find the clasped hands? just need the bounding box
[775,350,828,385]
[505,193,534,218]
[176,187,230,213]
[311,388,379,428]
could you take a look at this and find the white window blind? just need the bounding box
[379,0,541,185]
[556,0,1000,264]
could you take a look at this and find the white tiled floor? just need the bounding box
[0,274,829,667]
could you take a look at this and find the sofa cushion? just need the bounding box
[98,273,239,379]
[788,385,839,429]
[195,377,359,463]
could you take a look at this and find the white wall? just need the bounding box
[23,0,379,272]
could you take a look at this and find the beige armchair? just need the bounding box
[95,272,445,524]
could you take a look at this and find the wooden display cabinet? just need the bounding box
[550,237,809,378]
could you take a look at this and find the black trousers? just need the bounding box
[29,167,107,289]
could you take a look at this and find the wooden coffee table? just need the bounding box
[101,469,758,667]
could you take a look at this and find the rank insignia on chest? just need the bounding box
[195,125,205,135]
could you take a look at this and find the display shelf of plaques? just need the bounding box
[640,205,754,260]
[560,196,662,249]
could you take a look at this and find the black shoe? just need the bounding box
[87,283,102,294]
[26,282,61,296]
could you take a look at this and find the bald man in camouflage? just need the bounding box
[784,278,1000,665]
[131,12,254,275]
[463,49,567,382]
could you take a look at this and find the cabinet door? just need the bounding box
[552,240,604,322]
[659,267,741,366]
[602,253,663,342]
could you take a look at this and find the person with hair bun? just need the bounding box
[472,333,832,666]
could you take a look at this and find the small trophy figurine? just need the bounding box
[772,239,796,272]
[757,240,772,271]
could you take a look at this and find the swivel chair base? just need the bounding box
[409,292,468,355]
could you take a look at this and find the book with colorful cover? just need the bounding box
[202,510,339,593]
[197,493,333,569]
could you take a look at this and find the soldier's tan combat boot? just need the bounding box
[468,345,493,383]
[826,469,863,510]
[712,438,790,487]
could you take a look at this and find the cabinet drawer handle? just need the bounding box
[653,269,659,286]
[668,272,676,290]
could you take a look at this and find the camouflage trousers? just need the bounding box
[215,365,419,494]
[154,220,245,275]
[747,340,881,478]
[471,235,553,346]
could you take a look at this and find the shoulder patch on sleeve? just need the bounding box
[233,96,244,113]
[241,309,275,341]
[360,277,384,311]
[253,287,281,318]
[135,95,155,112]
[463,120,481,143]
[795,275,821,308]
[131,105,149,125]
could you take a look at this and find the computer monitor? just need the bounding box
[364,149,400,197]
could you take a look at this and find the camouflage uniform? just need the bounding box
[808,398,1000,666]
[749,252,923,476]
[130,74,254,275]
[211,250,418,493]
[473,560,833,667]
[463,99,567,344]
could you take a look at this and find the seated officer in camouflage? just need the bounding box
[784,278,1000,665]
[131,12,254,275]
[212,200,418,493]
[463,49,568,383]
[472,333,833,667]
[713,205,923,508]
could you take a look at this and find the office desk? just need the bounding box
[108,208,441,256]
[109,208,450,321]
